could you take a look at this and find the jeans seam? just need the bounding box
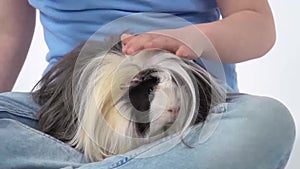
[0,94,39,112]
[108,132,182,168]
[0,105,37,113]
[0,109,38,120]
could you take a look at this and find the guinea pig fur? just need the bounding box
[33,41,226,162]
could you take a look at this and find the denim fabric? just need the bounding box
[0,92,39,129]
[0,92,296,169]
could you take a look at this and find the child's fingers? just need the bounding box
[175,45,196,59]
[121,33,134,44]
[123,33,179,55]
[122,34,153,54]
[144,37,180,53]
[121,32,198,59]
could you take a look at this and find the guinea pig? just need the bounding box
[33,40,226,162]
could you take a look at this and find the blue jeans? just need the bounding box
[0,92,296,169]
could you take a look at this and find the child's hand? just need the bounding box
[121,27,217,60]
[121,30,197,59]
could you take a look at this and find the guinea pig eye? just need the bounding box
[147,87,154,95]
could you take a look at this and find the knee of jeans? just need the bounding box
[246,96,296,148]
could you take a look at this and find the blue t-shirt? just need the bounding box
[28,0,238,92]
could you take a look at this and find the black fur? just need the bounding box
[32,40,218,142]
[128,69,160,136]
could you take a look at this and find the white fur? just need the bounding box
[69,48,226,162]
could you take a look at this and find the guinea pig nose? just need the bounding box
[167,107,180,116]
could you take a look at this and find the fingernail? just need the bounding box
[121,33,131,40]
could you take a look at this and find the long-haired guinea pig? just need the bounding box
[32,40,226,162]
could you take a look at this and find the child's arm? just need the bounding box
[0,0,36,92]
[122,0,275,63]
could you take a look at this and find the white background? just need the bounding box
[13,1,300,168]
